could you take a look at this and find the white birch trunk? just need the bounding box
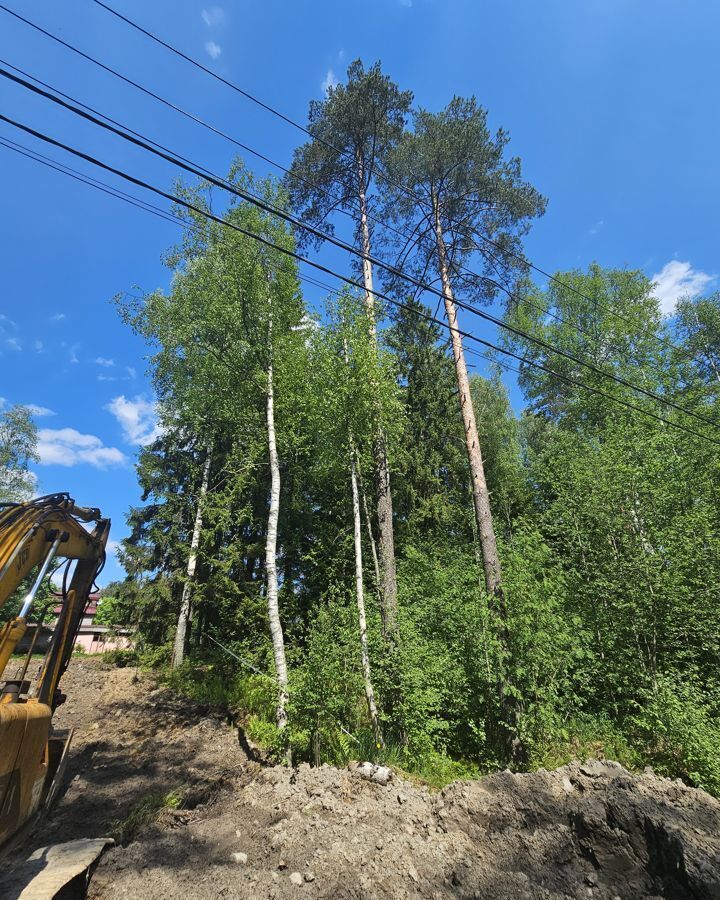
[265,302,289,734]
[172,446,212,669]
[351,444,383,749]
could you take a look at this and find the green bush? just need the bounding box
[102,648,138,668]
[631,675,720,795]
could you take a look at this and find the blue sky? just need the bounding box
[1,0,718,583]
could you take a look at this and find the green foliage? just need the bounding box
[631,676,720,795]
[529,716,641,774]
[286,59,412,252]
[101,648,138,668]
[0,404,37,501]
[109,68,720,795]
[110,788,184,845]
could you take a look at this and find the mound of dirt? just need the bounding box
[3,658,719,899]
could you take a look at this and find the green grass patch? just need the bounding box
[110,788,184,845]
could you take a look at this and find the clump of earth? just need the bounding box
[2,657,718,899]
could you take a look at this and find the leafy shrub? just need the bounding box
[102,648,138,668]
[631,675,720,796]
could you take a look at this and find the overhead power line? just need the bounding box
[1,65,716,437]
[85,0,694,363]
[0,134,367,314]
[0,118,718,451]
[0,3,701,379]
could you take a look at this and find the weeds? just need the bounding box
[110,789,184,845]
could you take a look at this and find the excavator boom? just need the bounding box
[0,494,109,848]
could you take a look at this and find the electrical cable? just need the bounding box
[1,67,716,435]
[0,122,718,450]
[0,5,701,374]
[85,0,696,362]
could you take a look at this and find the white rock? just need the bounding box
[290,872,303,886]
[354,762,393,785]
[232,852,248,865]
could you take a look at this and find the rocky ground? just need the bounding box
[1,656,719,899]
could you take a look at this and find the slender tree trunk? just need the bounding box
[265,303,289,735]
[350,443,384,749]
[432,197,502,597]
[356,455,382,600]
[172,445,212,669]
[432,194,524,763]
[357,151,398,641]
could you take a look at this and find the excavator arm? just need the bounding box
[0,494,110,847]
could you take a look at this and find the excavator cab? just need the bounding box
[0,494,109,848]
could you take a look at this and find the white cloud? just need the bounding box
[651,260,715,316]
[50,313,66,322]
[95,356,115,367]
[106,395,162,445]
[589,219,604,236]
[126,366,137,379]
[26,404,55,417]
[34,340,43,353]
[205,40,222,59]
[69,343,79,364]
[5,337,21,351]
[201,6,225,26]
[321,69,338,96]
[0,313,18,330]
[105,539,121,557]
[37,428,126,468]
[399,0,413,7]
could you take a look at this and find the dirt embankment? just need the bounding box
[2,657,719,899]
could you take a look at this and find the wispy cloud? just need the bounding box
[0,313,18,330]
[399,0,413,7]
[37,428,126,468]
[651,260,715,316]
[49,313,66,322]
[34,340,43,353]
[4,337,21,352]
[26,404,55,417]
[589,219,604,236]
[106,395,162,445]
[205,40,222,60]
[105,538,121,558]
[95,356,115,367]
[321,68,338,96]
[201,6,225,26]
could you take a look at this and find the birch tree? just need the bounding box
[307,292,402,745]
[172,444,212,668]
[287,61,412,641]
[118,163,305,730]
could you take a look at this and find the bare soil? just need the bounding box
[2,656,719,899]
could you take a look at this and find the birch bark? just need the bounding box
[265,299,289,732]
[172,445,212,669]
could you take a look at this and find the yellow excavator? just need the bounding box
[0,494,109,849]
